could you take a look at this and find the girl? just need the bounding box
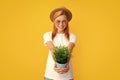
[43,6,76,80]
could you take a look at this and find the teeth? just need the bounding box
[60,28,63,29]
[59,26,64,28]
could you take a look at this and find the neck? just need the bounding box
[57,31,64,34]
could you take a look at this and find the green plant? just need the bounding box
[53,46,71,64]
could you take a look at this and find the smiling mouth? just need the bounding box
[59,27,63,29]
[58,26,64,29]
[59,28,64,30]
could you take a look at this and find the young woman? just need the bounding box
[43,6,76,80]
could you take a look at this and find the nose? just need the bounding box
[59,22,63,27]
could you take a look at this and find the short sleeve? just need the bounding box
[43,32,52,46]
[69,33,76,44]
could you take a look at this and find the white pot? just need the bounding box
[56,62,67,68]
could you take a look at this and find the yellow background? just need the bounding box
[0,0,120,80]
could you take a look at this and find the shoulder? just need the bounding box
[43,31,52,36]
[43,31,52,39]
[69,32,76,37]
[69,32,76,43]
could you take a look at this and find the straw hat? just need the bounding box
[50,6,72,22]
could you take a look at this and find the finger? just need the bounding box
[62,68,69,72]
[59,71,64,74]
[59,71,67,74]
[61,67,69,71]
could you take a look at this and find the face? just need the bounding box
[54,15,68,33]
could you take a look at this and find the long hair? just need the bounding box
[52,10,70,41]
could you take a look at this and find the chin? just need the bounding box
[59,29,64,32]
[57,30,64,33]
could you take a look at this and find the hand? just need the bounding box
[54,63,69,74]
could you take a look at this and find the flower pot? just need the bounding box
[56,62,67,68]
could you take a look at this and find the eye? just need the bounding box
[62,20,67,24]
[55,20,60,24]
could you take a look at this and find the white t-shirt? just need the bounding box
[43,31,76,80]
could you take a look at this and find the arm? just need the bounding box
[45,41,56,61]
[68,42,75,53]
[45,41,54,53]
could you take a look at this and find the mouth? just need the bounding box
[58,26,64,29]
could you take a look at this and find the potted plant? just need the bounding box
[53,46,71,68]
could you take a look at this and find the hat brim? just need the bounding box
[50,7,72,22]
